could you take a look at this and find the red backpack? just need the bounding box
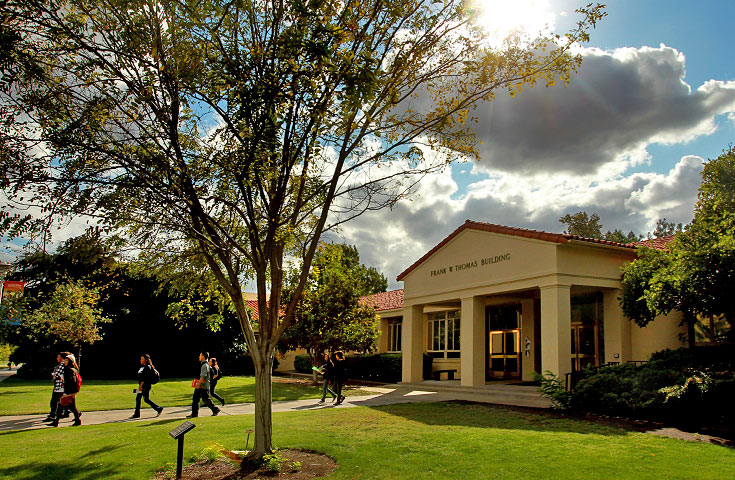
[75,369,83,391]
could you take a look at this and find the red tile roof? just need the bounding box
[396,220,638,281]
[360,289,404,312]
[245,300,260,320]
[632,235,675,250]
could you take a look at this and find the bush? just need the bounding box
[294,352,413,383]
[294,354,312,374]
[569,348,735,429]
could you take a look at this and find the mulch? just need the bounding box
[151,449,337,480]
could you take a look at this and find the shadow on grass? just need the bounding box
[0,460,121,480]
[354,391,632,437]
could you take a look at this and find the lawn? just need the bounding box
[0,376,325,415]
[0,402,732,479]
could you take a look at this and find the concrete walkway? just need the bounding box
[0,382,550,432]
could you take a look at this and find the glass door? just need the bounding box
[488,304,521,379]
[570,294,601,372]
[571,324,598,372]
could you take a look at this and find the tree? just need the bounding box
[676,147,735,338]
[24,279,111,367]
[603,229,641,244]
[279,243,383,368]
[652,218,683,238]
[559,211,603,238]
[560,211,641,243]
[620,146,735,345]
[0,0,605,456]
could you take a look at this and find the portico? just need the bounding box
[372,220,685,385]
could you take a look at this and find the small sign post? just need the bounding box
[169,421,196,479]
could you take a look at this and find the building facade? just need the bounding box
[369,220,685,386]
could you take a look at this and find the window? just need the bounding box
[387,319,402,352]
[427,310,460,358]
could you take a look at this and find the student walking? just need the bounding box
[50,354,82,427]
[131,354,163,418]
[208,357,225,406]
[44,352,68,423]
[318,352,337,403]
[187,351,220,418]
[332,351,347,405]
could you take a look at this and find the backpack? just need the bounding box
[75,370,83,391]
[150,367,160,385]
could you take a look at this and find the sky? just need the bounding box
[331,0,735,290]
[3,1,735,294]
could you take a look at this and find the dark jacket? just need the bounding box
[138,364,154,390]
[321,360,335,380]
[210,365,221,387]
[333,358,346,381]
[63,366,79,395]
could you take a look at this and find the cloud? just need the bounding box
[336,155,703,288]
[472,45,735,175]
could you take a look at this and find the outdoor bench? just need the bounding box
[432,369,457,380]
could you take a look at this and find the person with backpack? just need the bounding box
[44,351,70,423]
[131,354,163,418]
[187,351,220,418]
[50,353,82,427]
[208,357,225,406]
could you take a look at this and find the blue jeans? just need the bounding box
[321,378,336,401]
[135,388,161,414]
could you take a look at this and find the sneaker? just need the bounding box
[72,420,81,426]
[130,413,140,418]
[318,399,325,404]
[44,416,56,422]
[186,414,198,418]
[221,399,225,406]
[211,408,220,416]
[156,407,164,417]
[49,420,59,427]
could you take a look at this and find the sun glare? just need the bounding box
[472,0,556,41]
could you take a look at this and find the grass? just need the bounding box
[0,376,327,415]
[0,402,732,479]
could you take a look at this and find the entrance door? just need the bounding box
[570,294,602,372]
[487,304,521,379]
[571,324,598,372]
[490,330,520,377]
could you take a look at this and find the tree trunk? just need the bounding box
[249,355,274,458]
[684,311,696,349]
[77,345,82,370]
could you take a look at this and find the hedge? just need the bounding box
[293,352,435,383]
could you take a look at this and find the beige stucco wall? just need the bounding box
[275,348,307,372]
[557,242,636,288]
[631,312,686,360]
[403,230,559,303]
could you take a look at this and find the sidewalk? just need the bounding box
[0,383,550,432]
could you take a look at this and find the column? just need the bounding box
[460,296,485,386]
[401,304,424,383]
[603,289,631,364]
[539,285,572,377]
[520,299,536,382]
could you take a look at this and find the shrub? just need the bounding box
[294,354,312,374]
[569,348,735,429]
[261,453,283,472]
[534,371,571,410]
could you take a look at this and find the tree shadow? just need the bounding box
[0,460,121,480]
[354,392,633,437]
[354,392,735,447]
